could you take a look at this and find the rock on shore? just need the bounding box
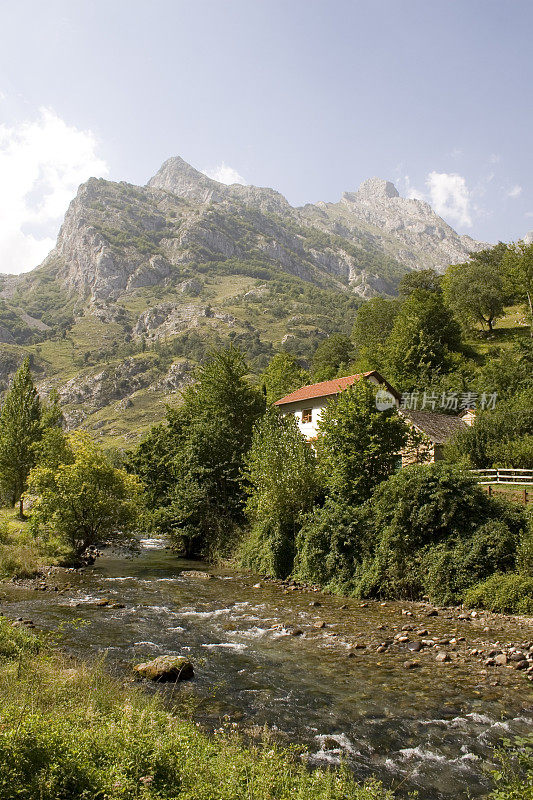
[133,655,194,682]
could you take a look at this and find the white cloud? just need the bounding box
[203,161,246,185]
[507,184,522,198]
[0,107,108,274]
[425,171,472,227]
[402,170,473,228]
[403,175,425,202]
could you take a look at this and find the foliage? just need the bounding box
[0,616,394,800]
[398,268,442,297]
[0,358,42,514]
[503,240,533,335]
[260,353,309,404]
[317,380,407,505]
[464,573,533,615]
[241,411,319,577]
[294,497,373,592]
[446,387,533,468]
[351,297,400,371]
[487,735,533,800]
[130,347,265,558]
[0,508,57,580]
[385,289,462,388]
[443,253,506,333]
[28,431,142,556]
[311,334,355,381]
[358,464,524,600]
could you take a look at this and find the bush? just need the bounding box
[463,573,533,615]
[488,735,533,800]
[294,498,372,592]
[423,521,518,605]
[241,411,319,578]
[305,464,528,605]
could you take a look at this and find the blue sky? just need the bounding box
[0,0,532,273]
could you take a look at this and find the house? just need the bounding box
[399,409,470,465]
[274,371,400,439]
[274,371,472,465]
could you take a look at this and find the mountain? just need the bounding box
[0,157,486,444]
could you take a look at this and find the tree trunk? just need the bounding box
[18,496,25,520]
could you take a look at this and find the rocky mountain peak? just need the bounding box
[354,177,400,200]
[147,156,224,204]
[147,155,292,216]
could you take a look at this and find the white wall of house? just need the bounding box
[280,399,328,439]
[280,376,397,440]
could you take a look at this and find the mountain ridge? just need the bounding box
[0,155,489,444]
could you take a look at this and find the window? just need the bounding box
[301,408,312,423]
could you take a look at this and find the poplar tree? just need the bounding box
[0,358,42,516]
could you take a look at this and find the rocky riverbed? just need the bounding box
[1,539,532,800]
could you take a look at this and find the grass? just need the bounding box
[0,507,60,580]
[0,616,395,800]
[465,304,530,357]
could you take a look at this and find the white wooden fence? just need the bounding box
[470,468,533,486]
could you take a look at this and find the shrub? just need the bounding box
[488,735,533,800]
[317,380,407,506]
[241,411,319,577]
[464,573,533,615]
[294,498,372,592]
[351,465,525,602]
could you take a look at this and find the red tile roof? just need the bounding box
[274,371,398,405]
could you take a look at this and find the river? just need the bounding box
[1,538,532,799]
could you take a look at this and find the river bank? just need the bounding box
[1,540,532,799]
[0,615,393,800]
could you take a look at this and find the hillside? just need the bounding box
[0,157,487,444]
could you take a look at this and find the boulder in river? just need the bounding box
[180,570,213,580]
[134,655,194,682]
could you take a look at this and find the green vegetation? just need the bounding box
[443,245,508,333]
[317,380,408,505]
[0,616,394,800]
[259,352,310,403]
[241,410,319,577]
[131,347,264,558]
[311,333,354,381]
[0,508,56,579]
[0,358,45,516]
[28,431,142,557]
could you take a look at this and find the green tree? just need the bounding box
[351,297,400,371]
[386,289,462,387]
[503,240,533,335]
[446,386,533,468]
[443,258,505,333]
[260,353,309,404]
[359,463,524,601]
[0,358,42,516]
[311,334,354,381]
[131,347,265,557]
[28,431,141,556]
[398,268,442,297]
[317,379,408,505]
[241,410,319,577]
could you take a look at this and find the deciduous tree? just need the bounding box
[0,358,42,516]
